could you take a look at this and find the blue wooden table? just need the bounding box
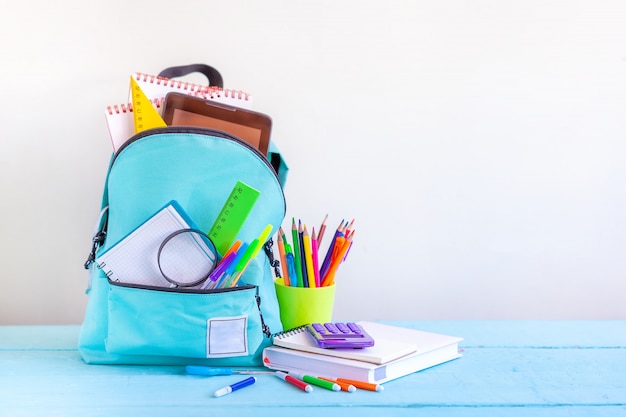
[1,321,625,416]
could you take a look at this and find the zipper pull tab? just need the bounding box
[256,294,271,338]
[84,231,106,269]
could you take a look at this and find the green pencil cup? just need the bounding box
[274,278,336,330]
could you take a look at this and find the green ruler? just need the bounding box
[208,180,261,255]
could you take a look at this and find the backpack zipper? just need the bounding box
[112,126,278,177]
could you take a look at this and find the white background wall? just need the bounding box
[1,0,625,324]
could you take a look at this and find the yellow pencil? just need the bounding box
[302,225,316,288]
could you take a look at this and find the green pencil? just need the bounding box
[291,218,304,287]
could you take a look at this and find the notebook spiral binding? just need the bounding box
[134,72,251,101]
[106,98,164,115]
[271,324,308,340]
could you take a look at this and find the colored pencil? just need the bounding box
[277,228,290,286]
[317,214,328,247]
[298,220,309,287]
[302,225,316,288]
[291,218,303,287]
[311,227,321,287]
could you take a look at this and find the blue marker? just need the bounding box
[214,376,256,397]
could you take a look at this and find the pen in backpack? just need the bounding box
[228,224,272,288]
[216,242,248,288]
[225,238,258,288]
[201,251,237,290]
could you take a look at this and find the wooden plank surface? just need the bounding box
[1,322,625,417]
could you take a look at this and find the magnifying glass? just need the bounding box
[157,229,219,288]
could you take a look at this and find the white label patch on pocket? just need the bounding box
[206,315,248,358]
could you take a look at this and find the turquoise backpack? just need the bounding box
[79,126,286,366]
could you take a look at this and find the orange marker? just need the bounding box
[335,378,383,392]
[318,377,355,392]
[321,232,353,287]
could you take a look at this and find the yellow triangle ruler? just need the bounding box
[130,76,166,134]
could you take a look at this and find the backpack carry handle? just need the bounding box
[158,64,224,89]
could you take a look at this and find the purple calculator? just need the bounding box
[306,322,375,349]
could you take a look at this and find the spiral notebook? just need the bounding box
[105,72,254,152]
[272,325,417,365]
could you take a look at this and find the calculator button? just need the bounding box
[324,323,339,334]
[347,323,362,334]
[336,323,350,333]
[312,323,326,334]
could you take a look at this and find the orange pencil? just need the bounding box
[277,228,290,286]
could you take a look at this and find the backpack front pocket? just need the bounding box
[105,282,265,359]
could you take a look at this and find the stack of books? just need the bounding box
[263,321,463,384]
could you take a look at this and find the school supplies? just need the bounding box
[287,372,340,391]
[162,92,272,156]
[332,378,383,392]
[273,277,336,330]
[263,321,463,383]
[275,371,313,393]
[272,323,415,364]
[306,322,375,349]
[80,124,286,366]
[214,376,256,397]
[105,97,165,152]
[207,180,261,256]
[277,217,354,287]
[105,71,253,152]
[318,377,356,393]
[95,201,217,288]
[132,71,252,109]
[185,366,274,376]
[130,77,166,134]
